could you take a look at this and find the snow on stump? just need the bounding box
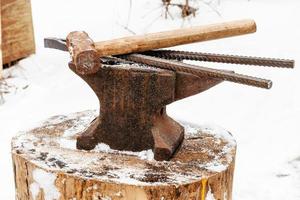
[12,110,236,200]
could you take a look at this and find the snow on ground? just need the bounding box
[1,0,300,199]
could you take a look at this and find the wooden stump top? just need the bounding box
[12,110,236,200]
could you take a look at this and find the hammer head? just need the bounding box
[66,31,101,75]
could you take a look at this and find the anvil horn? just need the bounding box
[175,71,225,101]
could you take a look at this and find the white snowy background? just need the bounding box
[1,0,300,199]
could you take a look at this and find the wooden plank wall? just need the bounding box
[1,0,35,65]
[0,2,2,78]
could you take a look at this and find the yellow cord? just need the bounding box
[201,179,207,200]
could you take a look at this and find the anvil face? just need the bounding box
[70,59,223,160]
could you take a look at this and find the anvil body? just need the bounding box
[71,60,222,160]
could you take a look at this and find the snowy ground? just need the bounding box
[1,0,300,199]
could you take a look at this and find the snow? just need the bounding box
[206,187,216,200]
[181,122,236,147]
[93,143,111,153]
[93,143,155,161]
[58,138,77,150]
[29,183,40,200]
[204,161,228,173]
[106,168,148,185]
[30,168,60,200]
[57,136,156,160]
[199,123,236,146]
[181,122,236,172]
[1,0,300,199]
[138,149,155,160]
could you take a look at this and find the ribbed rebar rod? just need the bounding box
[143,50,294,68]
[119,54,272,89]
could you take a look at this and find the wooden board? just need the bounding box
[0,1,2,78]
[12,110,237,200]
[1,0,35,65]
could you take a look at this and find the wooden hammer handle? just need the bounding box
[67,19,256,74]
[96,19,256,56]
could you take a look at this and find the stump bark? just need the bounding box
[12,110,236,200]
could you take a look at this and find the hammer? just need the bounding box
[64,19,256,75]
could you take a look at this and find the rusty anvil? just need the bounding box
[45,19,294,160]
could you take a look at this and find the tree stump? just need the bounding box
[12,110,236,200]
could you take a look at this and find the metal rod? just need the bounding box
[118,54,272,89]
[143,50,295,68]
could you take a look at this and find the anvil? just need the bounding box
[45,19,294,160]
